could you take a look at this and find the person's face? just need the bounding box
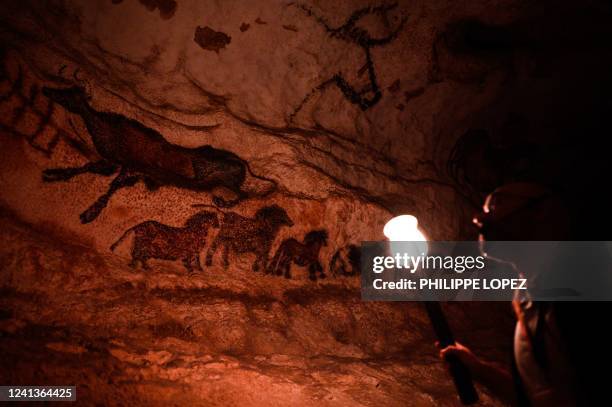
[474,190,569,268]
[474,192,529,262]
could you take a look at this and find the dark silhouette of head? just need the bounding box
[255,205,293,227]
[473,182,570,241]
[185,211,219,228]
[304,230,328,246]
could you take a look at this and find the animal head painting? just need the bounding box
[254,204,294,228]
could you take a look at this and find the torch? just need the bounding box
[383,215,479,405]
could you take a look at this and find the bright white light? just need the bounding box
[384,215,428,257]
[384,215,427,241]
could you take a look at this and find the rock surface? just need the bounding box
[3,0,606,404]
[0,209,512,405]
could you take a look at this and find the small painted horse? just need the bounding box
[267,230,328,280]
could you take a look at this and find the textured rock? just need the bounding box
[0,0,487,240]
[0,209,511,405]
[4,0,609,405]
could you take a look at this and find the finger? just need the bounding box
[440,347,459,358]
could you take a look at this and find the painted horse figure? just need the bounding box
[110,211,219,272]
[205,205,294,273]
[267,230,328,280]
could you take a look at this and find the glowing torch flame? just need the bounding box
[383,215,427,241]
[384,215,429,256]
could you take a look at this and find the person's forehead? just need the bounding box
[483,194,494,213]
[483,192,524,215]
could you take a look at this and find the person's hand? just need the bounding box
[437,341,515,402]
[437,341,483,373]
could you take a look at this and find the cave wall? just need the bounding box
[1,0,611,405]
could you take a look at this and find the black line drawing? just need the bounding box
[290,3,406,121]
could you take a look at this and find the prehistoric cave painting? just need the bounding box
[0,58,87,157]
[267,230,328,281]
[329,244,361,277]
[41,85,276,224]
[110,210,219,272]
[194,26,231,53]
[290,3,406,120]
[111,0,178,20]
[205,204,293,273]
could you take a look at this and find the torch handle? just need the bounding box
[444,353,479,405]
[424,302,479,405]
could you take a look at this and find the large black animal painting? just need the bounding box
[41,86,276,223]
[267,230,328,280]
[205,204,293,273]
[110,210,219,272]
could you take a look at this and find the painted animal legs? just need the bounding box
[283,261,292,279]
[309,262,325,281]
[80,168,139,223]
[222,245,230,269]
[195,254,204,272]
[205,238,219,266]
[253,251,268,273]
[42,160,118,182]
[266,249,286,276]
[182,258,194,273]
[183,254,202,273]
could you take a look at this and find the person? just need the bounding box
[439,182,609,406]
